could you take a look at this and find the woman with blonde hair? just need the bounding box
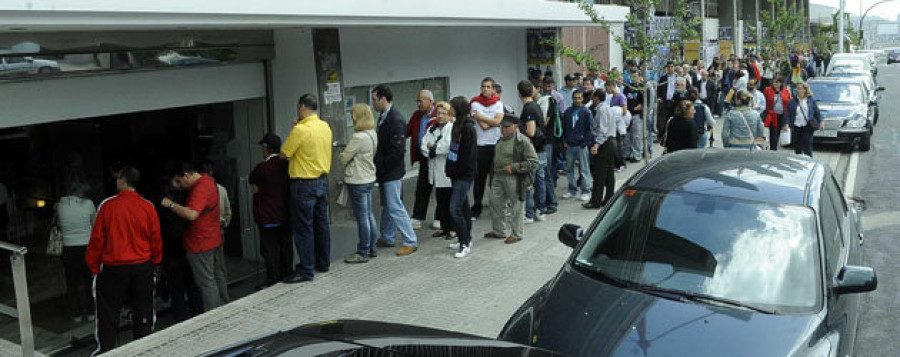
[664,100,699,154]
[421,101,455,239]
[340,104,379,263]
[785,82,822,157]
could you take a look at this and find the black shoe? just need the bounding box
[369,250,378,258]
[582,202,603,209]
[433,231,448,238]
[282,273,313,284]
[544,207,558,214]
[315,267,329,273]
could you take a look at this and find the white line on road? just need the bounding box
[845,151,859,199]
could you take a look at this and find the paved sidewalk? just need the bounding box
[108,152,653,356]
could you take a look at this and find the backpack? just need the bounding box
[693,103,707,134]
[544,96,563,140]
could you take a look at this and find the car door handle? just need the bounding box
[858,233,864,246]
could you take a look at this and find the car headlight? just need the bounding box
[844,115,867,128]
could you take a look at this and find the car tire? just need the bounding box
[859,133,871,152]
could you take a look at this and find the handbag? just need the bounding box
[336,183,349,207]
[46,207,63,256]
[723,88,735,104]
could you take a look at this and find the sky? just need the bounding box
[812,0,900,21]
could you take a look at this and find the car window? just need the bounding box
[574,189,821,312]
[809,83,865,103]
[3,57,26,64]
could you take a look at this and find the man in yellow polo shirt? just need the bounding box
[280,93,333,283]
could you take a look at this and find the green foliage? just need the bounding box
[759,0,806,56]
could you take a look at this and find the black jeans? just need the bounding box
[450,179,473,246]
[589,140,617,206]
[769,115,784,151]
[94,261,155,354]
[434,187,453,234]
[259,224,294,283]
[412,158,434,221]
[163,252,203,322]
[62,245,92,318]
[472,145,495,217]
[792,125,814,157]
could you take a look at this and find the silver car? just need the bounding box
[808,77,875,151]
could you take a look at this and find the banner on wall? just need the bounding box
[720,40,733,57]
[527,28,557,65]
[684,41,701,62]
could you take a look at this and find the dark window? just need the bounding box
[819,184,843,274]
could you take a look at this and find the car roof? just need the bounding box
[627,149,823,206]
[809,77,863,85]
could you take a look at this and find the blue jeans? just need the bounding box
[289,177,331,279]
[565,146,592,195]
[349,183,378,258]
[378,180,418,246]
[698,131,709,149]
[543,144,559,208]
[449,179,473,246]
[528,149,550,217]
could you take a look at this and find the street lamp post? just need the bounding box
[859,0,897,49]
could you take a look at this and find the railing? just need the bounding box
[0,241,34,357]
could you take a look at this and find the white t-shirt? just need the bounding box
[471,101,504,146]
[57,196,95,247]
[795,99,809,127]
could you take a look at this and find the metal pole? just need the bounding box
[11,254,34,357]
[755,0,761,53]
[839,0,845,53]
[733,0,739,55]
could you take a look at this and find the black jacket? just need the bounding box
[665,117,699,153]
[445,120,478,181]
[374,106,407,183]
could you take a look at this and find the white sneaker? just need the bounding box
[448,241,460,249]
[454,244,471,258]
[524,217,535,224]
[535,213,546,221]
[431,221,441,230]
[580,194,591,202]
[562,192,574,199]
[410,219,422,229]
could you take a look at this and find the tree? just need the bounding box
[759,0,806,57]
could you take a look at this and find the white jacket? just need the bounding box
[421,122,453,188]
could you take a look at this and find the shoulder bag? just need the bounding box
[737,109,767,151]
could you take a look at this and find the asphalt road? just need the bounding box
[853,62,900,357]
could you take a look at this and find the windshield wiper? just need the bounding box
[632,285,778,314]
[573,261,631,289]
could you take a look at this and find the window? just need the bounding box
[819,185,843,274]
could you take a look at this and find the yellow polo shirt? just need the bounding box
[281,114,333,179]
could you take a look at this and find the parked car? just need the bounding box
[204,319,565,357]
[0,56,59,75]
[500,149,877,357]
[888,49,900,64]
[825,68,884,126]
[826,53,876,78]
[808,77,880,151]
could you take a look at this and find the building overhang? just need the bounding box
[0,0,629,33]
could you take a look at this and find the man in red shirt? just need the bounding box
[86,167,162,354]
[162,162,229,312]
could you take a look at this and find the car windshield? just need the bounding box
[573,189,821,313]
[830,58,869,70]
[809,83,865,103]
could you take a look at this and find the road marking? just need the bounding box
[845,151,859,199]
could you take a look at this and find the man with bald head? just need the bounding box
[406,89,438,229]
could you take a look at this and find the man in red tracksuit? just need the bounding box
[86,166,162,355]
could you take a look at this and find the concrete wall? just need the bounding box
[0,63,266,129]
[270,28,319,139]
[339,26,527,101]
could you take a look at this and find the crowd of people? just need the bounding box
[47,47,834,355]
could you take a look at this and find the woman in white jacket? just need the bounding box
[421,101,455,239]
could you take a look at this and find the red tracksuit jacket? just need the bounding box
[85,190,162,275]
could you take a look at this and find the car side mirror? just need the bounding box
[558,224,583,248]
[876,86,885,92]
[833,266,877,295]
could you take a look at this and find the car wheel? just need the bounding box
[859,133,871,152]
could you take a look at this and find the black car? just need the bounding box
[808,77,878,151]
[500,150,876,357]
[203,319,565,357]
[888,49,900,64]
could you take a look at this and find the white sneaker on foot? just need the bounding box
[410,219,422,229]
[431,221,441,230]
[562,192,574,199]
[535,213,546,221]
[454,244,471,258]
[580,194,591,202]
[524,217,534,224]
